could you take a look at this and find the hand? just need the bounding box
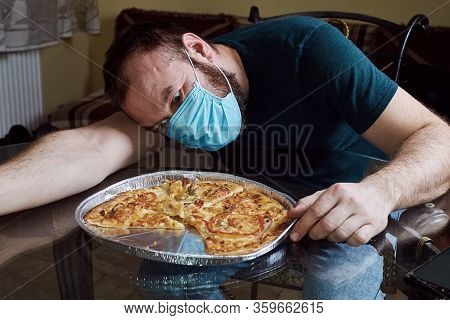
[288,182,395,246]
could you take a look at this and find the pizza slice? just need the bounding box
[185,214,273,255]
[204,235,272,255]
[197,189,291,229]
[127,185,184,218]
[128,212,185,229]
[192,180,244,205]
[185,187,290,254]
[206,212,272,235]
[160,179,192,201]
[219,189,287,215]
[161,179,244,217]
[163,179,243,205]
[83,188,184,230]
[185,180,244,218]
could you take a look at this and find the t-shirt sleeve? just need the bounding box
[299,23,398,134]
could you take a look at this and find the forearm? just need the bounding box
[362,121,450,210]
[0,130,110,215]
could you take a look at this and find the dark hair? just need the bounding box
[103,22,188,108]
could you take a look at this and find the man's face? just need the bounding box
[122,49,246,130]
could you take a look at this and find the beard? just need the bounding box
[191,59,248,114]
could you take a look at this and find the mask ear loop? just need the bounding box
[183,48,233,94]
[213,61,233,94]
[183,49,200,83]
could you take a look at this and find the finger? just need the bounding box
[346,225,377,247]
[326,215,365,243]
[290,190,338,242]
[288,190,324,218]
[287,201,309,218]
[308,206,352,240]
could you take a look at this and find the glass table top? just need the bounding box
[0,145,448,299]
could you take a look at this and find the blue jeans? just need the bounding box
[301,210,405,299]
[302,240,384,299]
[303,210,405,300]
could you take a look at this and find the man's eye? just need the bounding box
[172,91,181,104]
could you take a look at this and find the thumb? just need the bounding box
[288,190,324,218]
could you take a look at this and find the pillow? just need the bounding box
[49,90,116,129]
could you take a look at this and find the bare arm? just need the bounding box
[289,87,450,246]
[362,87,450,207]
[0,112,160,215]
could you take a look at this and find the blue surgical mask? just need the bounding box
[165,50,242,151]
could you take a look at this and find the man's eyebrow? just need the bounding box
[162,85,174,103]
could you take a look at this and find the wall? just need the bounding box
[40,33,92,115]
[40,0,450,115]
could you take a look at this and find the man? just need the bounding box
[0,17,449,247]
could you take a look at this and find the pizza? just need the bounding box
[83,179,291,255]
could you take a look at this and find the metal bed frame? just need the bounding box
[247,6,429,83]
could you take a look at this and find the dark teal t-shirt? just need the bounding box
[213,17,398,189]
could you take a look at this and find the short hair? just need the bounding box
[103,22,188,108]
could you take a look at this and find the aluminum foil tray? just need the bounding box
[75,170,296,266]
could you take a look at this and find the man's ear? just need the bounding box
[181,33,216,63]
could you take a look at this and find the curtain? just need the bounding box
[0,0,100,52]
